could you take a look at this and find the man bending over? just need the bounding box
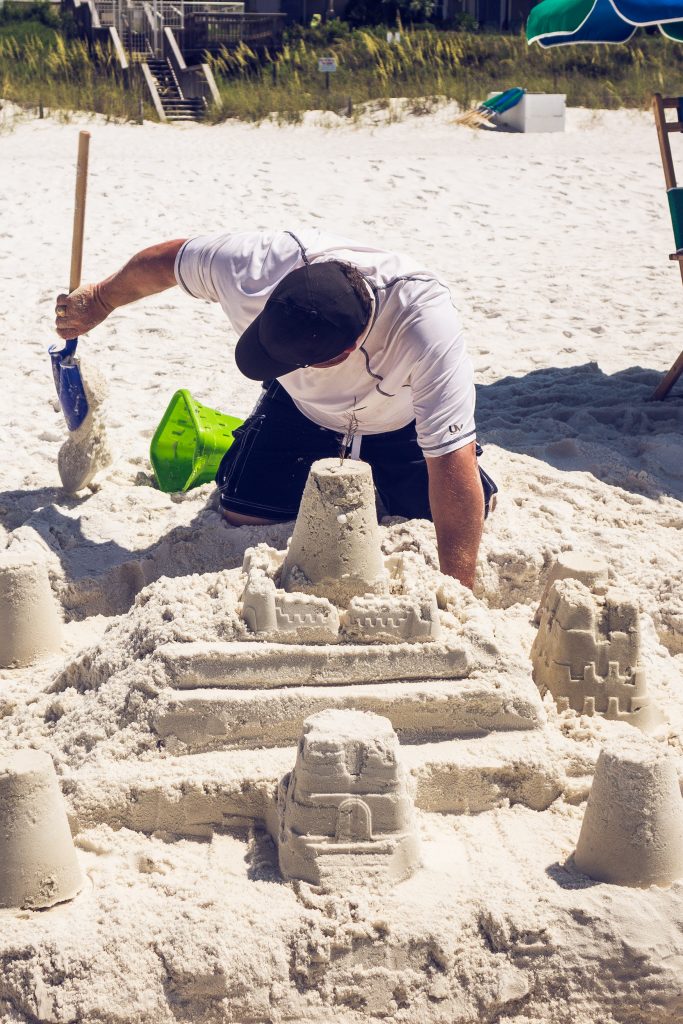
[55,227,495,590]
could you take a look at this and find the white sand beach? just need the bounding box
[0,104,682,1023]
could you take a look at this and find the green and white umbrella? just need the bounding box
[527,0,683,46]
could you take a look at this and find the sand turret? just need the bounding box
[574,734,683,888]
[0,551,63,668]
[534,551,609,625]
[280,459,388,607]
[532,577,663,730]
[277,710,420,888]
[0,750,83,909]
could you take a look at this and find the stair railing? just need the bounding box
[140,62,167,120]
[165,4,185,31]
[118,0,151,59]
[142,0,164,57]
[64,0,130,77]
[163,26,222,109]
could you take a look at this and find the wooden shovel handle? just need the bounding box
[69,131,90,293]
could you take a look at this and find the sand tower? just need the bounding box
[534,551,609,625]
[278,709,420,888]
[532,577,662,730]
[0,750,83,909]
[574,734,683,887]
[280,459,388,607]
[0,551,63,668]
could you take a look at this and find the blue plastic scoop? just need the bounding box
[49,337,88,431]
[51,131,90,432]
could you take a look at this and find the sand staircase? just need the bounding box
[100,641,557,836]
[152,640,544,751]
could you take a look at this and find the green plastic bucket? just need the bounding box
[150,389,243,493]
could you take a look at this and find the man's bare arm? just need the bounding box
[426,441,484,590]
[54,238,187,340]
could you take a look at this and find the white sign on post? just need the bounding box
[318,57,338,73]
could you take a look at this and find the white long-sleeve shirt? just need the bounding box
[175,227,476,457]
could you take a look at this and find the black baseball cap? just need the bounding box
[235,261,370,381]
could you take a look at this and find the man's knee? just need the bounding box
[221,507,279,527]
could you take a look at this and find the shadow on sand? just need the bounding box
[546,858,601,892]
[0,484,291,619]
[476,362,683,501]
[1,361,680,618]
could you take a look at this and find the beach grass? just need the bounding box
[0,26,149,121]
[207,29,683,123]
[2,11,683,124]
[0,20,58,45]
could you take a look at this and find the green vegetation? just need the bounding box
[0,2,145,120]
[0,1,58,46]
[0,19,57,44]
[0,1,60,28]
[207,28,683,122]
[0,33,147,119]
[1,1,683,125]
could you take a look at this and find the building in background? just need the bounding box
[252,0,533,31]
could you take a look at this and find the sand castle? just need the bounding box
[278,709,420,887]
[0,750,82,909]
[574,733,683,887]
[0,550,63,668]
[153,459,545,752]
[532,557,663,730]
[239,461,444,649]
[533,551,609,626]
[2,461,683,1019]
[281,459,389,605]
[240,460,439,645]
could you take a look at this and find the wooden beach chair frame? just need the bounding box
[652,93,683,400]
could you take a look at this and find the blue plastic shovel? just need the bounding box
[49,131,90,432]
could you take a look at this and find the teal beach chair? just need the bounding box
[652,93,683,399]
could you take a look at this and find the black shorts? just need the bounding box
[215,381,496,521]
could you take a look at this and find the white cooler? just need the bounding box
[491,93,566,133]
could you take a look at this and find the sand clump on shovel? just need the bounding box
[58,365,112,495]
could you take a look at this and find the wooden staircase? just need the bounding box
[146,58,205,122]
[65,0,222,122]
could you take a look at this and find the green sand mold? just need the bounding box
[150,389,243,493]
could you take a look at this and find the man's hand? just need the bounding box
[53,239,187,340]
[55,284,113,340]
[426,441,484,590]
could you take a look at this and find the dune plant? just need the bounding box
[207,28,683,123]
[0,28,146,120]
[2,14,683,124]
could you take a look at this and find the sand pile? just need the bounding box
[0,108,682,1023]
[0,453,681,1023]
[57,365,112,495]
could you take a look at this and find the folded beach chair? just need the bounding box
[651,93,683,399]
[456,87,525,129]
